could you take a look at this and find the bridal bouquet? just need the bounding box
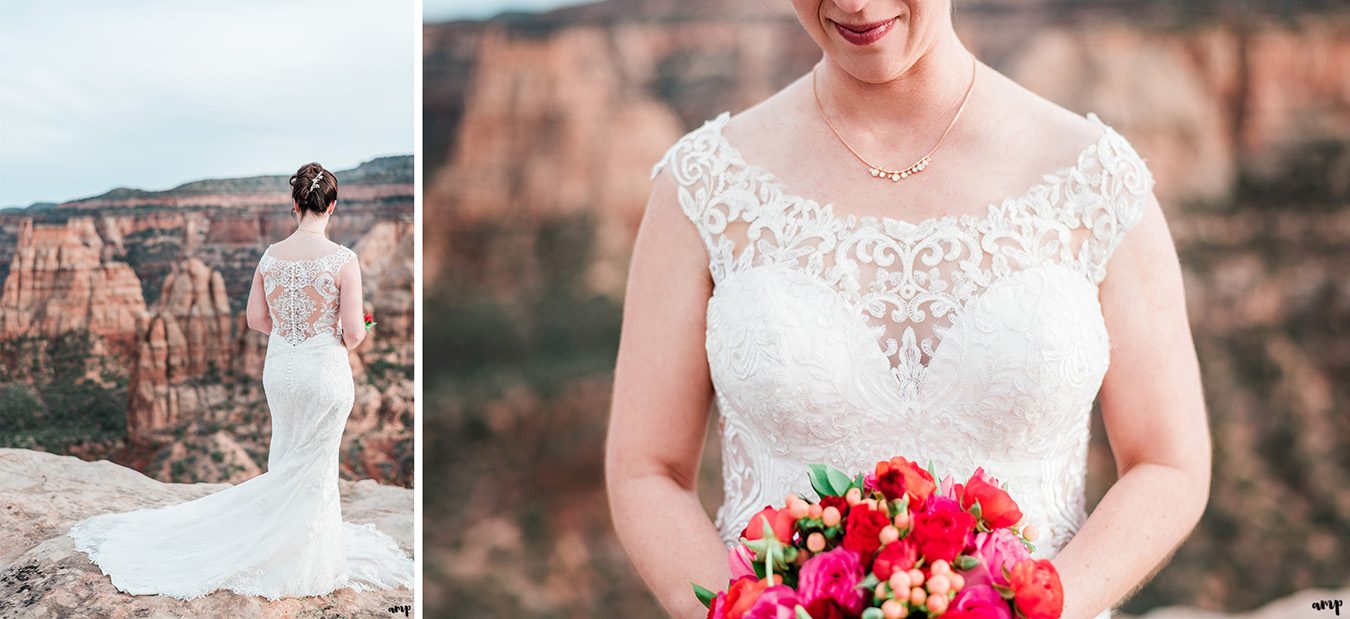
[694,456,1064,619]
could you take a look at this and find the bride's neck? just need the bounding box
[815,32,975,140]
[296,216,329,235]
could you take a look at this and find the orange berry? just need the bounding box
[807,532,827,553]
[930,559,950,575]
[875,583,889,600]
[808,504,823,519]
[880,525,900,545]
[893,511,911,529]
[907,568,925,587]
[789,499,810,520]
[846,488,863,506]
[888,571,911,592]
[882,599,908,619]
[927,574,951,595]
[822,506,842,527]
[909,586,927,606]
[1023,524,1040,542]
[927,591,949,614]
[949,573,965,592]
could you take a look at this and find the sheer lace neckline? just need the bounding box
[704,110,1117,237]
[260,245,349,265]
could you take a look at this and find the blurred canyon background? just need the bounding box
[0,156,415,488]
[423,0,1348,616]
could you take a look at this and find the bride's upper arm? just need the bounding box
[605,165,716,490]
[246,264,269,331]
[1096,189,1211,485]
[338,255,365,340]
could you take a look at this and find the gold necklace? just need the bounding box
[812,53,977,182]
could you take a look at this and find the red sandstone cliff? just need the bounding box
[0,218,146,363]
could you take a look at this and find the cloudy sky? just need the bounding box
[0,1,414,207]
[424,0,595,22]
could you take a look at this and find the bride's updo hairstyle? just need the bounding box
[288,162,338,217]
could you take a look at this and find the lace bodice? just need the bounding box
[652,111,1155,562]
[259,245,357,346]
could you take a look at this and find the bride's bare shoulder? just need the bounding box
[980,67,1109,160]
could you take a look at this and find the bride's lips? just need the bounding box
[831,17,898,46]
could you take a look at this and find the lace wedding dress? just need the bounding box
[653,111,1154,619]
[68,244,413,601]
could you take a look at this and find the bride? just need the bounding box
[67,162,414,601]
[605,2,1210,618]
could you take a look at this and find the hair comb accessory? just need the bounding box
[310,171,324,191]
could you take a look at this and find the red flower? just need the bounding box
[874,457,937,507]
[841,503,889,559]
[961,473,1023,529]
[871,538,917,580]
[741,506,795,543]
[802,599,848,619]
[721,576,770,619]
[363,312,373,322]
[1009,559,1065,619]
[946,584,1014,619]
[909,496,976,563]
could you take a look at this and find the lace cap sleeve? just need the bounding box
[1078,114,1157,285]
[650,112,738,281]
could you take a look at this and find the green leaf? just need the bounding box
[956,555,980,570]
[852,472,866,492]
[808,464,839,497]
[862,608,885,619]
[827,467,854,496]
[994,583,1015,599]
[692,582,717,609]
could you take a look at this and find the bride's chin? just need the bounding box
[827,57,910,86]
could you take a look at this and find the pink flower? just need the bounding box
[796,548,865,615]
[938,474,959,500]
[744,585,800,619]
[947,584,1014,619]
[963,529,1032,588]
[729,544,756,580]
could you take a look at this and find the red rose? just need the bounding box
[802,599,848,619]
[961,475,1023,530]
[742,506,795,543]
[909,496,976,563]
[871,538,917,580]
[842,503,889,558]
[1009,559,1065,619]
[723,576,770,619]
[874,457,937,507]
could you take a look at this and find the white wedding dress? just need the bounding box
[654,111,1154,618]
[68,244,414,601]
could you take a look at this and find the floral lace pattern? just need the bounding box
[66,249,412,601]
[259,246,356,346]
[652,112,1154,571]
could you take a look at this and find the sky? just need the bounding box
[424,0,596,22]
[0,1,415,208]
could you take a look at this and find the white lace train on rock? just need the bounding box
[653,112,1157,619]
[68,245,413,601]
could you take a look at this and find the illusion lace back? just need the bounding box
[652,112,1154,576]
[67,244,413,601]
